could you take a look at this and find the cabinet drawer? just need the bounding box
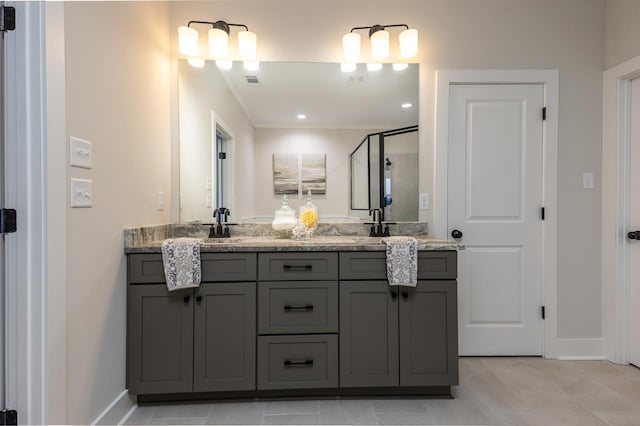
[257,335,338,390]
[258,281,338,334]
[339,251,457,280]
[128,253,257,284]
[258,253,338,281]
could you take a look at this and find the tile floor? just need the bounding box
[124,358,640,425]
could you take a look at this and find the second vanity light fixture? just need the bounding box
[342,24,418,72]
[178,20,258,71]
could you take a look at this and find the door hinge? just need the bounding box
[0,208,17,233]
[542,107,547,121]
[0,409,18,426]
[1,6,16,32]
[218,152,226,160]
[541,207,545,221]
[541,306,546,320]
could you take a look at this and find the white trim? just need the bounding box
[554,338,606,360]
[91,389,136,426]
[434,69,559,358]
[211,110,236,216]
[4,2,48,423]
[602,55,640,364]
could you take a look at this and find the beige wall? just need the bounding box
[605,0,640,68]
[64,2,171,424]
[171,0,605,339]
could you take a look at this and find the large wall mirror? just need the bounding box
[178,60,419,223]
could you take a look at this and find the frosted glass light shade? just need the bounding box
[370,29,389,60]
[399,28,418,58]
[367,63,383,72]
[238,30,257,60]
[341,62,357,73]
[243,60,260,71]
[342,32,361,62]
[188,57,205,68]
[178,26,199,56]
[216,60,233,70]
[392,63,408,71]
[208,28,229,58]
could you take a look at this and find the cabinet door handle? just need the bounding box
[183,295,190,304]
[196,295,203,303]
[283,264,313,271]
[390,291,398,299]
[402,291,409,299]
[284,304,314,312]
[284,359,314,367]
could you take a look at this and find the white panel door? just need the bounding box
[0,15,5,405]
[448,84,544,355]
[629,78,640,368]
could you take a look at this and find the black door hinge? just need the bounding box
[541,207,545,221]
[0,208,17,233]
[0,409,18,426]
[541,306,546,320]
[542,107,547,121]
[218,152,226,160]
[1,6,16,32]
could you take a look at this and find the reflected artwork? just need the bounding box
[301,153,326,195]
[273,153,299,195]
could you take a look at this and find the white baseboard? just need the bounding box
[91,389,136,425]
[553,337,606,360]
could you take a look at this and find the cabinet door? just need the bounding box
[340,281,399,387]
[194,283,256,392]
[399,281,458,386]
[128,285,194,394]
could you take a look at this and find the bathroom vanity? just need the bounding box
[125,234,461,402]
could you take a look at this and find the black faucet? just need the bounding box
[204,207,235,238]
[365,208,394,237]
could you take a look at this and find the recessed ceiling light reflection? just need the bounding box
[401,103,412,109]
[297,114,307,119]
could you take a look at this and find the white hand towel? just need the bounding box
[381,236,418,287]
[161,238,203,291]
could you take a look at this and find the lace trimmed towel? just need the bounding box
[161,238,203,291]
[381,236,418,287]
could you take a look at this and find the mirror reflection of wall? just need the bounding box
[177,61,418,223]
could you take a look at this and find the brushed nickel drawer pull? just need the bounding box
[284,359,314,367]
[284,304,314,312]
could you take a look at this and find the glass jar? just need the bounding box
[271,194,297,237]
[297,190,319,239]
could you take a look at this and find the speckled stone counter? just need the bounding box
[124,222,462,253]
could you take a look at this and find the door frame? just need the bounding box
[434,69,559,358]
[602,55,640,364]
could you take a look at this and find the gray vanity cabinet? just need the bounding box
[193,283,256,392]
[339,281,399,387]
[128,284,194,395]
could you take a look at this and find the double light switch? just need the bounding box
[70,137,93,208]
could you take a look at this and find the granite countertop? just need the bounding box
[124,235,464,254]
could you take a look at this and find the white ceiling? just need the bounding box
[220,62,419,129]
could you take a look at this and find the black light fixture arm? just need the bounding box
[350,24,410,37]
[187,20,249,34]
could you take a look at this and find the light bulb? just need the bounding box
[243,60,260,72]
[342,32,361,62]
[341,63,357,73]
[208,28,228,59]
[367,63,383,72]
[393,63,408,71]
[370,29,389,60]
[188,58,205,68]
[238,30,257,60]
[216,60,233,70]
[178,26,199,56]
[399,28,418,59]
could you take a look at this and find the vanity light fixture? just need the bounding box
[342,24,418,64]
[341,63,357,73]
[367,63,383,72]
[392,63,409,71]
[216,60,233,70]
[188,58,205,68]
[178,20,258,70]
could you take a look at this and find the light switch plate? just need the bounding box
[70,178,93,207]
[206,193,213,208]
[583,172,594,189]
[70,137,92,169]
[419,193,430,209]
[157,192,165,211]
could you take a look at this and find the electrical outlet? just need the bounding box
[70,136,92,169]
[583,172,594,189]
[157,192,165,210]
[419,193,430,209]
[70,178,93,207]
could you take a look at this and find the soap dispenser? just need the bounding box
[271,194,297,237]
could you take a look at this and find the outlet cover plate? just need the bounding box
[70,178,93,208]
[70,137,92,169]
[419,193,430,209]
